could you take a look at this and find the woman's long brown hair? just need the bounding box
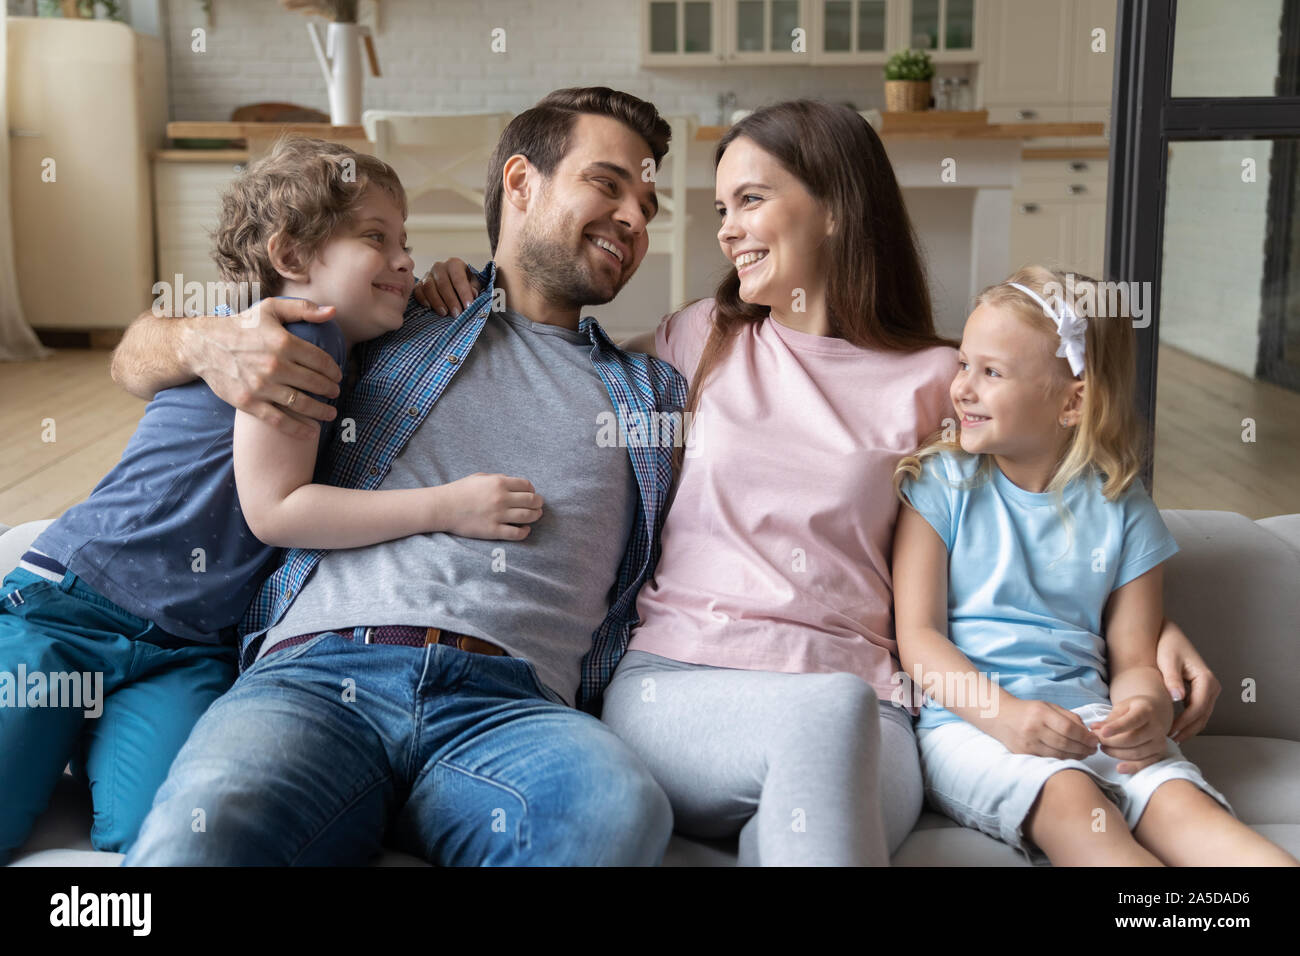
[675,100,957,468]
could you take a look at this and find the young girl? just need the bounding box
[892,265,1297,866]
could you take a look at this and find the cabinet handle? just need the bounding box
[1069,161,1089,172]
[233,163,247,173]
[1067,184,1086,195]
[1015,109,1037,120]
[1019,203,1040,214]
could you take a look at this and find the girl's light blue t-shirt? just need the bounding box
[899,450,1179,731]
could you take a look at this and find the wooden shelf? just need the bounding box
[1022,146,1110,161]
[696,121,1105,142]
[152,149,251,163]
[166,121,367,141]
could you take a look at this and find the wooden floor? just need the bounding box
[1153,344,1300,518]
[1,343,1298,527]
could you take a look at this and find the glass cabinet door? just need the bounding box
[822,0,887,55]
[736,0,765,50]
[945,0,974,50]
[649,1,678,53]
[684,1,714,51]
[646,0,718,60]
[910,0,974,53]
[771,0,801,51]
[730,0,807,58]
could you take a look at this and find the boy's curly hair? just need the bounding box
[212,135,407,297]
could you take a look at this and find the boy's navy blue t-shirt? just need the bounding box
[31,319,347,645]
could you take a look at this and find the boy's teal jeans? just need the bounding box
[0,565,236,863]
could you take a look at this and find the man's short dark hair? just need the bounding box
[484,87,672,254]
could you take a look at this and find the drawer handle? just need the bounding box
[1069,161,1089,172]
[1015,109,1037,120]
[1019,203,1040,214]
[1067,184,1087,195]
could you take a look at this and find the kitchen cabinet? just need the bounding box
[980,0,1116,130]
[642,0,726,64]
[983,0,1114,275]
[1008,198,1074,276]
[1009,155,1108,278]
[905,0,977,58]
[815,0,891,61]
[729,0,812,63]
[1069,0,1118,108]
[152,156,245,295]
[980,0,1073,107]
[641,0,980,66]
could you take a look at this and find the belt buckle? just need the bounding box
[363,627,374,645]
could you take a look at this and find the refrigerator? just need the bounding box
[7,16,166,331]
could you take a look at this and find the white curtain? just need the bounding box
[0,13,51,362]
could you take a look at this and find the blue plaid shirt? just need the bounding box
[238,262,688,714]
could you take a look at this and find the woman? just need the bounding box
[421,100,1219,866]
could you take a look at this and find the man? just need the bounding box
[114,87,686,865]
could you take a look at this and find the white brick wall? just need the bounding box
[159,0,891,123]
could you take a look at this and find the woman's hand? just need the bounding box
[1155,617,1221,743]
[414,258,483,316]
[984,697,1100,760]
[1087,695,1171,774]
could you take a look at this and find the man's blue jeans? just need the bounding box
[123,632,674,865]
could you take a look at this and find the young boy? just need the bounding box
[0,137,541,862]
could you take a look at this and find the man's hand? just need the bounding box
[1088,695,1171,774]
[1155,618,1221,743]
[183,298,343,440]
[414,258,483,316]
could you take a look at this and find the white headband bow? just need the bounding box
[1008,282,1087,377]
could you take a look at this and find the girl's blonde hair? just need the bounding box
[892,265,1147,554]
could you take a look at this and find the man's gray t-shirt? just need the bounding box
[262,308,637,706]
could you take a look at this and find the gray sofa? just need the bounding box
[3,508,1298,866]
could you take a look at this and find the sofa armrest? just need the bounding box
[0,520,56,576]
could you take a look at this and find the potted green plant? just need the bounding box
[883,48,935,113]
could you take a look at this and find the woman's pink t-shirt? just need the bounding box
[627,297,959,711]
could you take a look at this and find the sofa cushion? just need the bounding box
[1256,513,1300,556]
[1179,735,1300,823]
[1160,510,1300,741]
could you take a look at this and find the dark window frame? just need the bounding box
[1107,0,1300,489]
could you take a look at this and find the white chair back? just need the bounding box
[362,110,514,261]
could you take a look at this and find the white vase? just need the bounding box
[306,22,364,125]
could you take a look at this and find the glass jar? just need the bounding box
[954,77,972,111]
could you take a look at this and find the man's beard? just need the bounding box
[516,204,627,311]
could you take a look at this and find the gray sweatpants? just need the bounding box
[601,650,923,866]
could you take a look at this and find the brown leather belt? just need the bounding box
[269,624,507,657]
